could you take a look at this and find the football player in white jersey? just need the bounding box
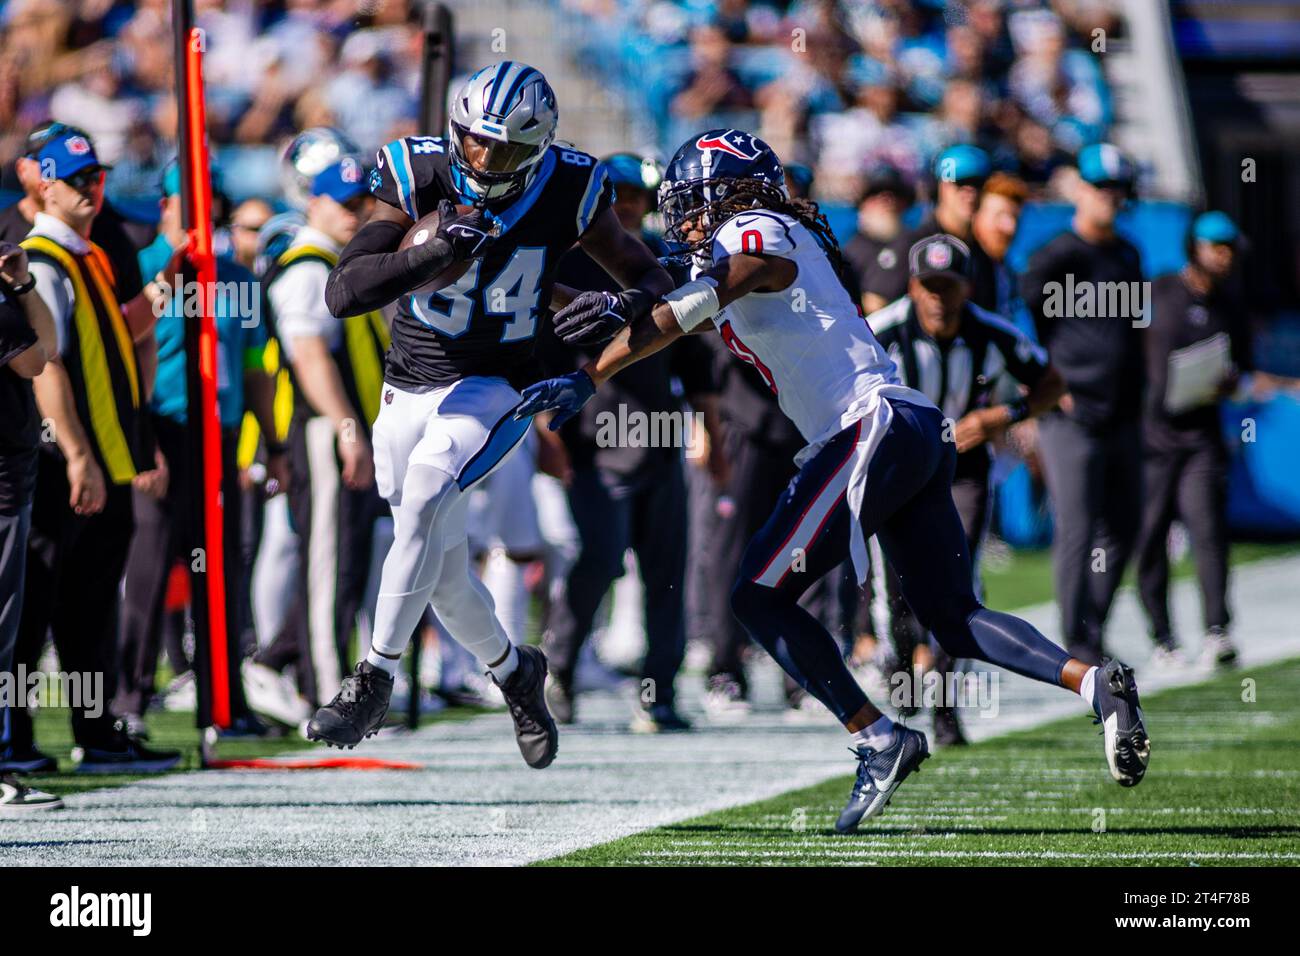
[520,129,1150,832]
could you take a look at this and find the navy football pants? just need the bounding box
[730,398,1072,724]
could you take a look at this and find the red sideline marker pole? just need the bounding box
[178,20,231,729]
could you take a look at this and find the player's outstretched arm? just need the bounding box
[325,202,451,317]
[515,252,792,427]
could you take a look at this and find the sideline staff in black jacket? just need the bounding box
[1020,144,1145,664]
[1135,212,1252,668]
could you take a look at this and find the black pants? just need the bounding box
[256,415,383,705]
[702,422,800,694]
[116,418,247,718]
[874,471,989,672]
[543,458,687,708]
[1037,414,1142,659]
[0,503,32,755]
[12,453,134,750]
[1135,438,1230,645]
[730,400,1069,724]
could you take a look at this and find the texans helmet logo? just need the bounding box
[696,131,762,161]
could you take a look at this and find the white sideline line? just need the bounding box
[2,555,1298,866]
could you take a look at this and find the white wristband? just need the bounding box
[663,277,721,332]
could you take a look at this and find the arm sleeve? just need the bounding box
[324,218,455,317]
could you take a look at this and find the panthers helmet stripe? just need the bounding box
[495,64,538,119]
[484,61,512,116]
[381,139,418,219]
[575,162,611,235]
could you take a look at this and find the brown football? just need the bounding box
[400,204,474,294]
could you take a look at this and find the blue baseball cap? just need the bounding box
[1192,211,1240,245]
[933,144,991,185]
[1077,143,1136,189]
[36,129,105,181]
[311,156,369,203]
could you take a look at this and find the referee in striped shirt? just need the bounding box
[868,234,1065,744]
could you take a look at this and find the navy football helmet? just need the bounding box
[658,129,786,249]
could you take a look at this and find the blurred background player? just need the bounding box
[1020,143,1144,665]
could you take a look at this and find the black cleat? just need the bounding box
[1092,659,1150,787]
[307,662,393,748]
[836,726,929,833]
[492,645,559,769]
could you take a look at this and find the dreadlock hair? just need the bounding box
[697,178,858,298]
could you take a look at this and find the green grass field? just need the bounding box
[541,658,1300,866]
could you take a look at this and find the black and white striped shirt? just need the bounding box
[868,297,1050,476]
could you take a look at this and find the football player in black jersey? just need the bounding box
[307,61,673,765]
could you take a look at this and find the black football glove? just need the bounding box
[553,288,656,346]
[435,199,497,260]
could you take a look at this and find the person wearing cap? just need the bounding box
[862,144,999,313]
[10,127,179,772]
[0,239,65,809]
[868,233,1065,743]
[1019,142,1146,665]
[539,152,726,731]
[252,153,389,706]
[845,165,915,315]
[1134,212,1256,670]
[0,121,145,306]
[113,162,286,736]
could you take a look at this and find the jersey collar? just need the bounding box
[485,149,557,234]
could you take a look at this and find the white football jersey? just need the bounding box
[689,209,933,455]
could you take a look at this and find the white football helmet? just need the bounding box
[449,61,558,202]
[280,126,360,210]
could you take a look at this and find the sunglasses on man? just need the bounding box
[62,167,105,192]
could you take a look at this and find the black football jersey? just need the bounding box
[370,135,613,390]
